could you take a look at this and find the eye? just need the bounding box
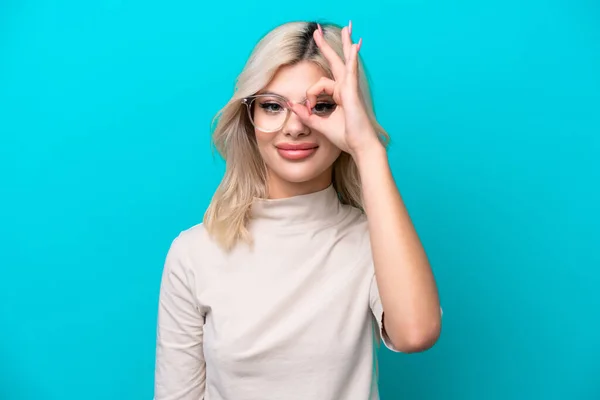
[313,102,336,115]
[258,101,285,113]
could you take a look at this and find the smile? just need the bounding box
[275,143,319,161]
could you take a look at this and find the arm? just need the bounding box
[356,143,442,353]
[288,22,441,352]
[155,236,206,399]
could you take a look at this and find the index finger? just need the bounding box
[314,25,346,79]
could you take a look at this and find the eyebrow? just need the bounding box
[256,90,285,98]
[256,90,333,102]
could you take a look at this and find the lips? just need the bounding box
[276,143,318,151]
[275,142,318,161]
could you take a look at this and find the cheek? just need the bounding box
[319,143,342,163]
[254,130,276,153]
[313,137,342,166]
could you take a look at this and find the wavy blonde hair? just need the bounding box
[203,21,389,251]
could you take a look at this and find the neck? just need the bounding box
[250,183,343,230]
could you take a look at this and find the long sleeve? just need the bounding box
[154,236,206,400]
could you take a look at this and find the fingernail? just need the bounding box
[349,20,352,35]
[317,23,323,35]
[305,99,312,115]
[357,37,362,52]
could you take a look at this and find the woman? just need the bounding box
[154,20,442,400]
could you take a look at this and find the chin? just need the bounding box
[260,148,341,185]
[272,165,325,184]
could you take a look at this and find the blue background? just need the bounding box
[1,0,599,399]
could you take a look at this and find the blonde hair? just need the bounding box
[203,21,389,251]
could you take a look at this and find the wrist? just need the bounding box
[352,138,387,169]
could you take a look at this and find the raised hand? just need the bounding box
[288,22,383,159]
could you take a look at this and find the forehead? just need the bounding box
[261,61,328,100]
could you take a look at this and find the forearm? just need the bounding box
[355,141,441,352]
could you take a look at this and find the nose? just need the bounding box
[283,109,310,138]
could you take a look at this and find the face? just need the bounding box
[250,61,342,198]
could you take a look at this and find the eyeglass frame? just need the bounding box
[241,93,301,133]
[241,93,336,133]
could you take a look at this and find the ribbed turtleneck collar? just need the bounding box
[250,185,342,228]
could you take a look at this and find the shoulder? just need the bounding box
[165,223,225,271]
[171,222,211,250]
[337,204,372,254]
[339,204,369,234]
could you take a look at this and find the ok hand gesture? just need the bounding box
[288,22,383,160]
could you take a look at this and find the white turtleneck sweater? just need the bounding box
[154,185,399,400]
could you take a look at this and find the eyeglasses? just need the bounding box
[241,93,337,133]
